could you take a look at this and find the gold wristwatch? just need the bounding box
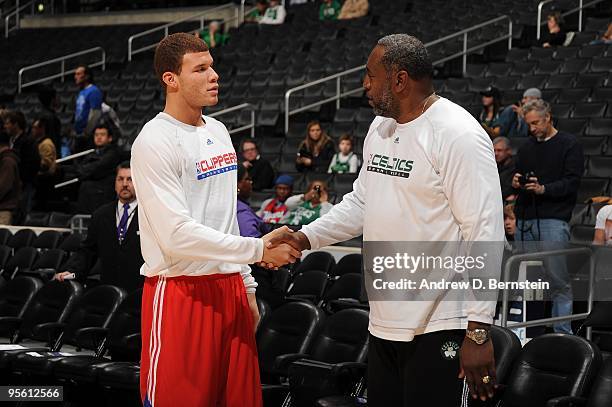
[466,328,490,345]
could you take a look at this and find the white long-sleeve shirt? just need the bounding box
[130,112,263,293]
[300,97,505,341]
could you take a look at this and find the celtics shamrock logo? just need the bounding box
[440,341,460,360]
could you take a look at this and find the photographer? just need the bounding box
[281,180,333,226]
[512,99,584,334]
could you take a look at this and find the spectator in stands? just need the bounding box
[195,21,229,49]
[245,0,268,23]
[281,180,333,225]
[504,204,516,241]
[590,22,612,44]
[541,12,567,48]
[593,201,612,246]
[73,65,103,144]
[259,0,286,25]
[36,85,62,152]
[319,0,341,20]
[240,139,274,191]
[73,124,120,214]
[493,136,515,203]
[338,0,369,19]
[237,166,270,238]
[497,88,542,138]
[512,99,583,334]
[54,161,143,293]
[257,174,294,224]
[0,130,21,225]
[3,110,39,216]
[328,133,360,174]
[479,86,502,138]
[31,118,58,211]
[31,118,57,178]
[296,120,335,172]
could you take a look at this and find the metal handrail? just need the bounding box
[18,47,106,93]
[283,15,513,133]
[4,0,33,38]
[536,0,608,39]
[208,103,256,138]
[127,2,237,61]
[499,247,593,338]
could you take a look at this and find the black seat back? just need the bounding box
[7,229,36,250]
[490,325,522,385]
[257,301,324,382]
[321,273,362,310]
[502,333,601,407]
[58,233,82,253]
[62,285,126,346]
[105,288,142,361]
[32,231,62,250]
[0,245,11,270]
[287,271,328,303]
[5,247,38,278]
[0,229,11,245]
[587,358,612,407]
[31,249,66,273]
[16,280,82,342]
[330,254,362,279]
[308,308,369,365]
[0,276,43,338]
[295,251,336,275]
[256,296,271,334]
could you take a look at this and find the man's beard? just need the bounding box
[371,84,396,117]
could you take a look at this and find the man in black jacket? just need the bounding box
[493,136,516,203]
[55,161,144,293]
[240,139,275,191]
[73,124,120,213]
[512,98,583,334]
[3,110,39,215]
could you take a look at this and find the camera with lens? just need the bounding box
[519,171,537,186]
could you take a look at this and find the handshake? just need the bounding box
[259,226,311,269]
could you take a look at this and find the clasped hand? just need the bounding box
[259,226,311,269]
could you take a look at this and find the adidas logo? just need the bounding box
[207,139,214,145]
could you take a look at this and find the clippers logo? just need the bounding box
[195,152,238,180]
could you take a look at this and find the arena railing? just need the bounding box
[208,102,256,138]
[18,46,106,93]
[127,2,239,62]
[536,0,609,40]
[499,247,595,339]
[53,103,254,190]
[283,15,513,134]
[4,0,33,38]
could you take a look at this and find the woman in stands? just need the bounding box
[479,86,502,138]
[295,120,335,172]
[541,12,567,48]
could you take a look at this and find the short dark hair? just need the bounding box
[377,34,434,80]
[240,138,258,151]
[237,164,248,182]
[94,124,112,137]
[77,65,94,83]
[154,33,209,88]
[116,161,130,174]
[339,133,353,145]
[4,110,26,131]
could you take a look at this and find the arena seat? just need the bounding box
[498,334,601,407]
[294,251,336,275]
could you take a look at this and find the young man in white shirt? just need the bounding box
[269,34,504,406]
[131,33,299,407]
[594,203,612,245]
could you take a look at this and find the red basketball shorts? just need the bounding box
[140,273,262,407]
